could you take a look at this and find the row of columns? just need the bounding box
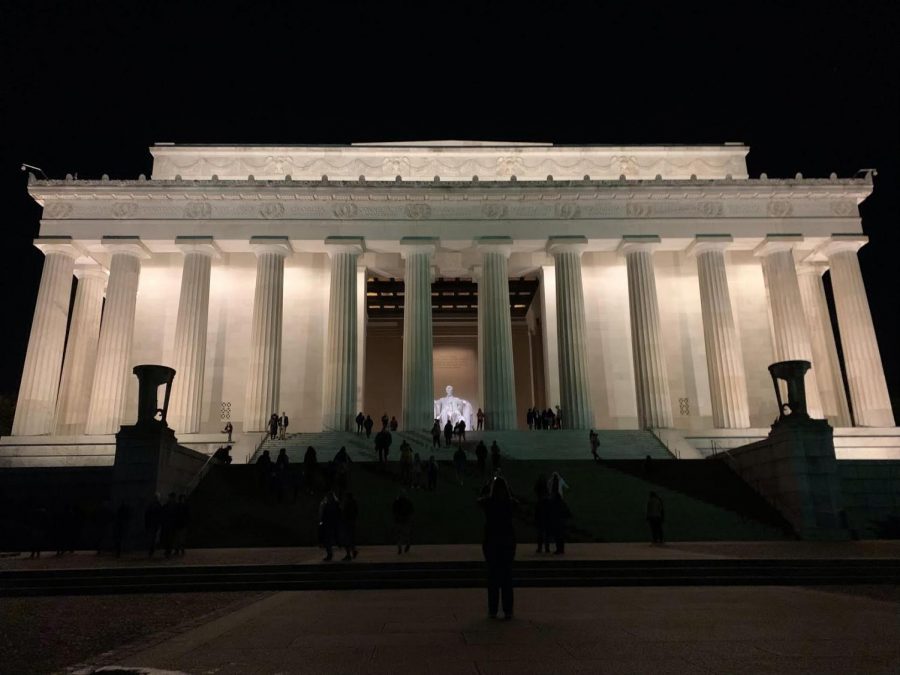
[10,232,895,437]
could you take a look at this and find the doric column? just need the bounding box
[400,237,437,430]
[323,237,364,431]
[538,264,561,413]
[687,236,751,429]
[797,263,851,426]
[473,265,485,409]
[620,236,673,429]
[477,237,517,430]
[548,236,593,430]
[55,264,107,435]
[356,262,367,416]
[168,237,219,433]
[243,237,291,432]
[819,235,894,426]
[85,238,150,435]
[754,236,824,419]
[12,238,80,435]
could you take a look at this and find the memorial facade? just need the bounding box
[3,141,896,464]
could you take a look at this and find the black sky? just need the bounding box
[0,1,897,412]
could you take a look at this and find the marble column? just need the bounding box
[85,239,150,435]
[55,264,107,435]
[819,235,894,426]
[243,237,291,432]
[548,236,593,430]
[323,237,364,431]
[478,237,516,430]
[754,236,824,419]
[169,237,219,434]
[797,263,851,426]
[538,264,561,414]
[621,236,673,429]
[12,239,80,436]
[355,263,368,416]
[400,237,436,430]
[687,236,751,429]
[473,265,485,410]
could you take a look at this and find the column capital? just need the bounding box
[400,236,438,258]
[547,235,588,256]
[817,234,868,258]
[475,236,513,258]
[618,235,661,256]
[175,236,221,258]
[686,234,733,258]
[74,263,108,282]
[249,236,292,257]
[324,236,365,257]
[33,236,83,260]
[753,234,803,258]
[100,236,151,259]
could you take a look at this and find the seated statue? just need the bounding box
[434,385,475,430]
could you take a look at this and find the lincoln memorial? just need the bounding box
[2,141,897,465]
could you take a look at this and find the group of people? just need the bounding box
[267,412,290,440]
[355,412,398,438]
[317,490,360,561]
[398,442,439,490]
[526,406,562,430]
[431,418,467,447]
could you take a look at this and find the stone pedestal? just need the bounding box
[400,238,436,431]
[169,238,218,433]
[85,239,150,435]
[819,236,894,427]
[477,237,516,430]
[243,237,291,432]
[548,237,593,430]
[621,237,673,429]
[688,236,751,429]
[323,237,364,431]
[12,239,79,435]
[56,265,107,435]
[754,237,824,419]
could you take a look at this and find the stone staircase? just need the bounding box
[251,429,672,463]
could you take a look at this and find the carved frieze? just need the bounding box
[111,202,138,219]
[43,203,73,219]
[184,202,212,219]
[767,200,793,217]
[259,203,285,219]
[405,203,431,219]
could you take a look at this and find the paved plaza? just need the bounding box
[71,585,900,674]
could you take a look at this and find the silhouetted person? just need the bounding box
[479,476,516,619]
[223,421,233,442]
[355,411,365,435]
[268,413,279,440]
[173,495,189,556]
[333,446,352,495]
[456,419,466,443]
[213,445,233,464]
[278,411,289,440]
[643,454,654,477]
[453,446,467,485]
[399,441,413,484]
[318,491,340,561]
[426,455,438,491]
[160,492,178,557]
[476,408,484,430]
[490,441,501,472]
[547,474,570,554]
[647,491,665,545]
[340,492,359,560]
[364,415,374,438]
[590,429,600,461]
[303,446,318,494]
[555,405,562,429]
[411,451,423,489]
[112,501,131,557]
[431,420,441,447]
[375,428,393,464]
[381,412,389,430]
[390,415,398,431]
[526,408,534,430]
[145,494,163,557]
[533,474,550,553]
[392,490,414,554]
[256,449,273,494]
[444,420,454,447]
[475,440,488,474]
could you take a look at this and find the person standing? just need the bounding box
[547,474,571,554]
[453,445,467,485]
[392,490,414,554]
[426,455,438,491]
[533,474,550,553]
[456,418,466,444]
[364,414,374,438]
[431,420,442,448]
[268,413,279,440]
[478,476,516,620]
[318,491,340,561]
[647,491,665,545]
[222,421,233,443]
[375,427,393,464]
[490,441,501,472]
[476,408,485,431]
[279,411,289,440]
[275,448,290,502]
[526,408,534,430]
[475,440,488,475]
[381,412,389,430]
[340,492,359,560]
[145,494,162,558]
[443,420,454,447]
[589,429,600,461]
[389,415,398,431]
[303,446,318,494]
[355,411,365,435]
[555,405,562,430]
[399,441,413,485]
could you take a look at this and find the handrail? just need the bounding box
[185,451,219,494]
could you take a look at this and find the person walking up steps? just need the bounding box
[444,420,454,447]
[355,411,365,435]
[478,476,516,620]
[364,414,374,438]
[431,419,442,448]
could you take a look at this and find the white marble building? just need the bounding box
[2,141,897,464]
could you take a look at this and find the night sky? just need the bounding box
[0,2,897,415]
